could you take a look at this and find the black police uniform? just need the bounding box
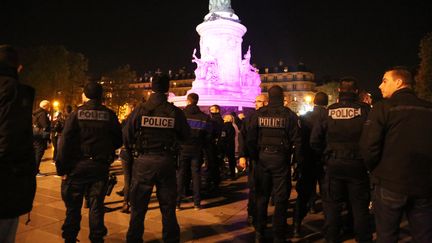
[293,105,327,232]
[32,107,51,173]
[238,110,258,225]
[177,104,210,208]
[246,101,302,242]
[123,93,190,243]
[310,92,372,243]
[205,112,224,190]
[219,120,236,179]
[57,99,122,243]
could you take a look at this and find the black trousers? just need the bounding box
[61,177,108,242]
[120,159,131,204]
[247,159,256,218]
[33,139,47,173]
[255,151,291,242]
[374,185,432,243]
[322,172,372,243]
[205,143,221,188]
[126,154,180,243]
[294,163,324,223]
[177,153,201,205]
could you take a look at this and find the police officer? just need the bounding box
[177,93,210,210]
[220,114,237,180]
[123,74,190,243]
[205,104,224,191]
[293,92,328,237]
[239,94,268,227]
[246,85,302,243]
[56,82,123,243]
[310,78,372,243]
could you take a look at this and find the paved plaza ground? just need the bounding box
[15,147,413,243]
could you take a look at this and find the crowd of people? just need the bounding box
[1,44,432,243]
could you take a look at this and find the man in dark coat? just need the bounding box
[177,93,211,210]
[33,99,51,176]
[246,85,302,243]
[293,92,328,236]
[123,74,190,243]
[219,114,237,180]
[57,82,123,243]
[0,45,36,243]
[239,94,268,226]
[311,78,372,243]
[361,66,432,243]
[205,104,224,191]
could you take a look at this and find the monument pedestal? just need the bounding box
[169,6,261,112]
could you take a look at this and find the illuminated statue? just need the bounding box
[209,0,233,13]
[240,46,261,96]
[241,46,258,74]
[192,48,220,85]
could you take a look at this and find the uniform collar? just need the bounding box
[391,87,415,97]
[184,104,201,114]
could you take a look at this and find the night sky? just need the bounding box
[2,0,431,97]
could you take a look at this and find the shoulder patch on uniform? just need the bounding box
[187,119,207,130]
[141,116,175,128]
[328,108,361,120]
[77,110,109,121]
[258,117,287,128]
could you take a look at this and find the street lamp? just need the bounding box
[52,100,60,111]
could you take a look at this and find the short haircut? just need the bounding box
[268,85,284,99]
[339,76,358,93]
[210,104,220,112]
[314,92,328,106]
[386,66,414,85]
[187,93,199,105]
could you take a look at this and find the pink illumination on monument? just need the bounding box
[169,0,261,110]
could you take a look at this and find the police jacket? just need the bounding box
[246,101,302,163]
[122,92,190,156]
[0,67,36,218]
[32,107,51,140]
[180,104,211,154]
[361,88,432,197]
[310,92,370,178]
[56,100,122,177]
[209,112,224,144]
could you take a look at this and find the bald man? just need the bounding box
[238,94,268,226]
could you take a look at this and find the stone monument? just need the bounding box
[170,0,261,112]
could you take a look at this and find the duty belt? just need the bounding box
[135,147,170,156]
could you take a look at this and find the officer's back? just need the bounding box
[57,83,122,178]
[246,85,302,243]
[311,83,370,178]
[56,82,122,243]
[180,93,210,154]
[123,74,190,243]
[310,77,373,243]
